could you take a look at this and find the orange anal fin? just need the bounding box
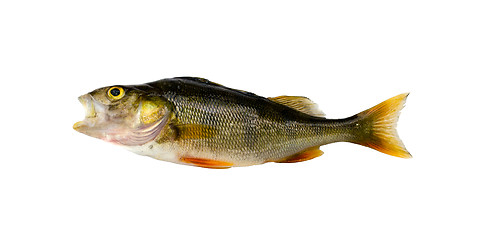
[180,157,233,169]
[276,147,324,163]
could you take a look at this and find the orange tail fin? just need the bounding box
[353,93,412,158]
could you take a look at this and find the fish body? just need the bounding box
[74,77,411,168]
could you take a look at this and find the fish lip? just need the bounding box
[73,121,82,131]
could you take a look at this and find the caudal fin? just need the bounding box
[353,93,412,158]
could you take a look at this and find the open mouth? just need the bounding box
[73,94,97,131]
[80,94,96,118]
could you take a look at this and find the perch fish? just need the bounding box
[73,77,411,168]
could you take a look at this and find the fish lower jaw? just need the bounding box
[73,118,98,131]
[73,121,84,131]
[73,119,116,141]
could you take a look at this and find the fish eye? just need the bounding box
[107,86,125,100]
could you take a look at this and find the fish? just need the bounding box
[73,77,411,169]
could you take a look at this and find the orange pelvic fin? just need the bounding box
[180,157,233,169]
[353,93,412,158]
[275,147,324,163]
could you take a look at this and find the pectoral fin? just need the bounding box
[175,124,217,140]
[180,157,233,169]
[274,147,324,163]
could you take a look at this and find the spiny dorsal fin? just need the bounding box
[268,96,325,117]
[176,77,259,97]
[176,77,224,87]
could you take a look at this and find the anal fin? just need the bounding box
[180,157,233,169]
[275,147,324,163]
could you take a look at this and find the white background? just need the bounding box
[1,1,476,239]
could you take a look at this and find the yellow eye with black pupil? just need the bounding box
[108,87,125,99]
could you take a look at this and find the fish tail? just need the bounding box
[351,93,411,158]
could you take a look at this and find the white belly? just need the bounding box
[124,142,181,165]
[124,141,265,168]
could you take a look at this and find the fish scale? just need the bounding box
[165,90,335,163]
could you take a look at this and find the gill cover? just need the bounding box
[117,97,170,146]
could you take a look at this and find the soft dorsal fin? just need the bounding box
[268,95,325,117]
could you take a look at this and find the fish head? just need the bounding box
[73,85,170,146]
